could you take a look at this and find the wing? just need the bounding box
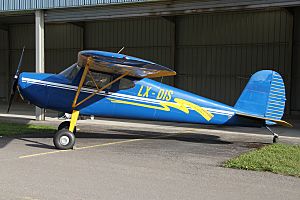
[77,50,176,78]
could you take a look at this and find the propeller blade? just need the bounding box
[7,46,25,113]
[15,46,25,78]
[7,93,15,113]
[7,79,18,113]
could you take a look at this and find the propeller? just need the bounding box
[7,46,25,113]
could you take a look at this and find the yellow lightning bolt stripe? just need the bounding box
[172,98,214,121]
[107,97,214,121]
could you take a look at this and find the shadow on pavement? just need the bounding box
[2,129,235,150]
[109,129,233,145]
[18,138,56,149]
[0,125,271,152]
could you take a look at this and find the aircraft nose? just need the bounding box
[18,72,41,91]
[17,72,53,108]
[18,72,27,92]
[17,72,30,99]
[17,72,45,105]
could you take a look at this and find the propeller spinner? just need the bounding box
[7,46,25,113]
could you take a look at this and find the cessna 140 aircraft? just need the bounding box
[7,49,292,150]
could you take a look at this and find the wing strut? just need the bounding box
[68,57,129,133]
[71,57,92,109]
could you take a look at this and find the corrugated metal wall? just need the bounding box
[8,23,83,75]
[9,24,35,77]
[176,10,293,113]
[7,23,83,101]
[0,29,8,100]
[8,24,36,102]
[292,8,300,114]
[45,24,83,73]
[84,17,175,85]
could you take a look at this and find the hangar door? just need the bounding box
[292,8,300,115]
[84,17,175,85]
[0,30,8,101]
[175,10,293,113]
[9,23,83,75]
[0,23,82,101]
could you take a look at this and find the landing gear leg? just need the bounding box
[54,110,79,150]
[266,126,279,143]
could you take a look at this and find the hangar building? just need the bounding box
[0,0,300,120]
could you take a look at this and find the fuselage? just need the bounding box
[18,68,249,126]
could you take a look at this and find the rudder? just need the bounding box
[265,71,286,124]
[234,70,286,123]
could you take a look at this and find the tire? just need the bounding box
[53,129,75,150]
[58,121,76,134]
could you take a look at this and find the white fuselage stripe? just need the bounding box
[21,77,235,116]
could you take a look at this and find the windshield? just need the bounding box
[59,63,81,80]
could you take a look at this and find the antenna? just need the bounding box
[117,47,125,54]
[160,76,164,83]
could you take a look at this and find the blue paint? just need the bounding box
[234,70,286,122]
[17,51,287,128]
[80,50,158,66]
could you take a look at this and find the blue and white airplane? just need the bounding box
[7,49,292,150]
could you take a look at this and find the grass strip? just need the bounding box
[224,143,300,177]
[0,122,55,136]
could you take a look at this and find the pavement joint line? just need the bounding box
[18,133,183,159]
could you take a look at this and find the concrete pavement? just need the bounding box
[0,103,299,200]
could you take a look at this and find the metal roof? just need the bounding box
[1,0,300,14]
[45,0,300,22]
[0,0,151,12]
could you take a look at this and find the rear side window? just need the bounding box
[118,78,135,90]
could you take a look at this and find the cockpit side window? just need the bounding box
[84,71,113,89]
[59,63,81,81]
[84,71,135,91]
[60,64,135,91]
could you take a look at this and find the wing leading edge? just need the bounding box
[77,50,176,78]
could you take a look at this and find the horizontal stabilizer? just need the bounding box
[236,112,292,127]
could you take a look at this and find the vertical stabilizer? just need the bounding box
[234,70,286,124]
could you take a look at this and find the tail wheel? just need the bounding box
[58,121,76,134]
[53,129,75,150]
[273,135,279,143]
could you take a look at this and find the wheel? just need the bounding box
[58,121,76,134]
[273,135,278,143]
[53,129,75,150]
